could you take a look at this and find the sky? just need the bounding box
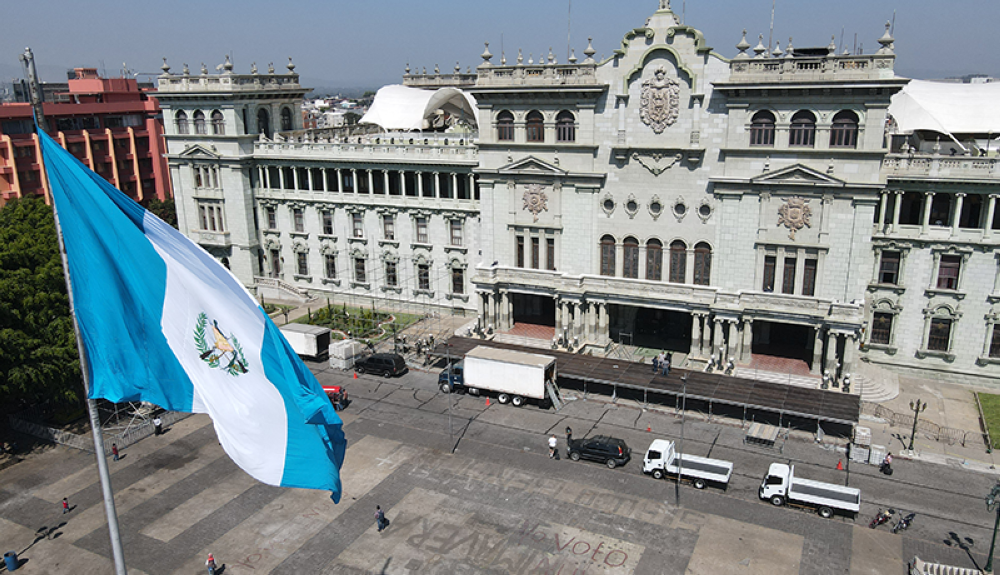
[2,0,998,95]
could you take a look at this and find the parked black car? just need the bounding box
[355,353,408,378]
[567,435,631,469]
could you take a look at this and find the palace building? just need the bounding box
[157,1,1000,387]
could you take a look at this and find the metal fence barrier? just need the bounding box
[861,401,987,448]
[8,409,191,455]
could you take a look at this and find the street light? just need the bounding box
[907,399,927,453]
[985,482,1000,573]
[676,374,688,504]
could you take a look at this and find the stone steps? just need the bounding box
[852,361,900,402]
[733,367,821,389]
[493,333,554,350]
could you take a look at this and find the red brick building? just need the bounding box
[0,68,171,205]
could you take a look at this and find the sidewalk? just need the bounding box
[863,370,998,476]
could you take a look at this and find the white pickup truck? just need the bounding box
[642,439,734,490]
[759,462,861,518]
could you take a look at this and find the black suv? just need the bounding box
[355,353,407,378]
[567,435,631,469]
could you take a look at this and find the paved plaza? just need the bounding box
[0,362,997,574]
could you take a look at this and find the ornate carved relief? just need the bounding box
[624,194,640,219]
[639,66,680,134]
[632,152,683,176]
[671,196,688,222]
[648,195,664,221]
[777,196,812,240]
[521,184,548,222]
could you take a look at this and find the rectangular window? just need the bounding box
[324,254,337,279]
[516,236,525,268]
[928,318,952,351]
[293,208,304,233]
[386,261,398,287]
[937,255,961,290]
[782,257,797,295]
[322,211,334,235]
[450,220,463,246]
[269,249,281,277]
[383,215,395,240]
[352,213,364,238]
[763,255,777,292]
[871,312,893,345]
[199,205,208,230]
[802,259,817,297]
[266,206,277,229]
[452,267,465,294]
[990,324,1000,358]
[546,238,556,271]
[879,251,901,285]
[415,217,428,243]
[531,237,540,269]
[354,257,366,283]
[417,263,430,290]
[198,203,224,231]
[296,252,308,276]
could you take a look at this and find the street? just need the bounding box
[0,361,995,574]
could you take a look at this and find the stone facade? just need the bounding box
[159,3,1000,385]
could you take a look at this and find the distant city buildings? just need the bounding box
[160,2,1000,387]
[0,67,171,205]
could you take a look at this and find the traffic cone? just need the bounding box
[353,372,358,379]
[485,397,490,407]
[836,459,844,471]
[646,425,651,432]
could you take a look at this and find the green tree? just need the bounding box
[344,112,361,126]
[0,197,80,409]
[146,198,178,229]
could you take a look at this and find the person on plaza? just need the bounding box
[111,443,120,461]
[881,452,893,474]
[548,435,558,459]
[62,497,69,514]
[375,505,386,532]
[153,416,163,436]
[206,553,217,575]
[662,357,670,376]
[565,426,573,442]
[651,354,659,373]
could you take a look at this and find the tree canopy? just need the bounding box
[0,197,80,409]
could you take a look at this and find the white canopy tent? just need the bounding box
[360,85,478,132]
[890,80,1000,151]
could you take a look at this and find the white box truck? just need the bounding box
[279,324,332,361]
[759,463,861,518]
[441,346,558,408]
[642,439,733,490]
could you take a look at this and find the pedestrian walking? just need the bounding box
[651,355,659,373]
[153,417,163,436]
[565,426,573,442]
[375,505,386,532]
[206,553,217,575]
[111,443,119,461]
[548,435,558,459]
[62,497,69,514]
[662,358,670,376]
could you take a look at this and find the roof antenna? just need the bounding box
[567,0,572,61]
[890,10,896,35]
[767,0,776,53]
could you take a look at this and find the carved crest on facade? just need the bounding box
[640,66,680,134]
[522,184,548,222]
[777,196,812,240]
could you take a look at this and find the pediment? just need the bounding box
[751,164,845,187]
[497,156,567,177]
[178,144,222,160]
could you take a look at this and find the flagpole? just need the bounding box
[42,136,129,575]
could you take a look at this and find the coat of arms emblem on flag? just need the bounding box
[194,312,249,375]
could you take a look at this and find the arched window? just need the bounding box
[175,111,188,135]
[646,239,663,281]
[669,240,687,283]
[211,110,225,135]
[749,110,775,146]
[789,110,816,147]
[193,110,206,135]
[693,242,712,286]
[257,108,271,138]
[556,110,575,142]
[600,235,616,276]
[526,111,544,143]
[830,110,859,148]
[496,110,514,141]
[622,237,639,279]
[280,107,293,131]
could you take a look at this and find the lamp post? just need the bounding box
[907,399,927,453]
[985,482,1000,573]
[445,343,454,448]
[676,374,688,504]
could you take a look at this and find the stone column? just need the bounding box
[257,166,265,189]
[878,190,889,231]
[468,174,475,199]
[320,168,328,192]
[366,170,374,195]
[842,333,857,379]
[984,194,998,239]
[598,303,609,343]
[920,191,935,235]
[826,331,839,374]
[417,171,424,197]
[741,318,753,363]
[812,327,824,374]
[892,190,904,232]
[500,291,510,330]
[306,168,313,191]
[278,167,286,189]
[554,297,562,329]
[484,293,495,328]
[586,302,596,342]
[292,167,300,190]
[434,172,441,198]
[476,292,485,328]
[383,170,390,195]
[713,318,724,362]
[952,193,966,235]
[452,173,459,199]
[727,320,738,362]
[689,313,702,357]
[561,301,571,335]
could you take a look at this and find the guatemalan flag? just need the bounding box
[38,129,347,501]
